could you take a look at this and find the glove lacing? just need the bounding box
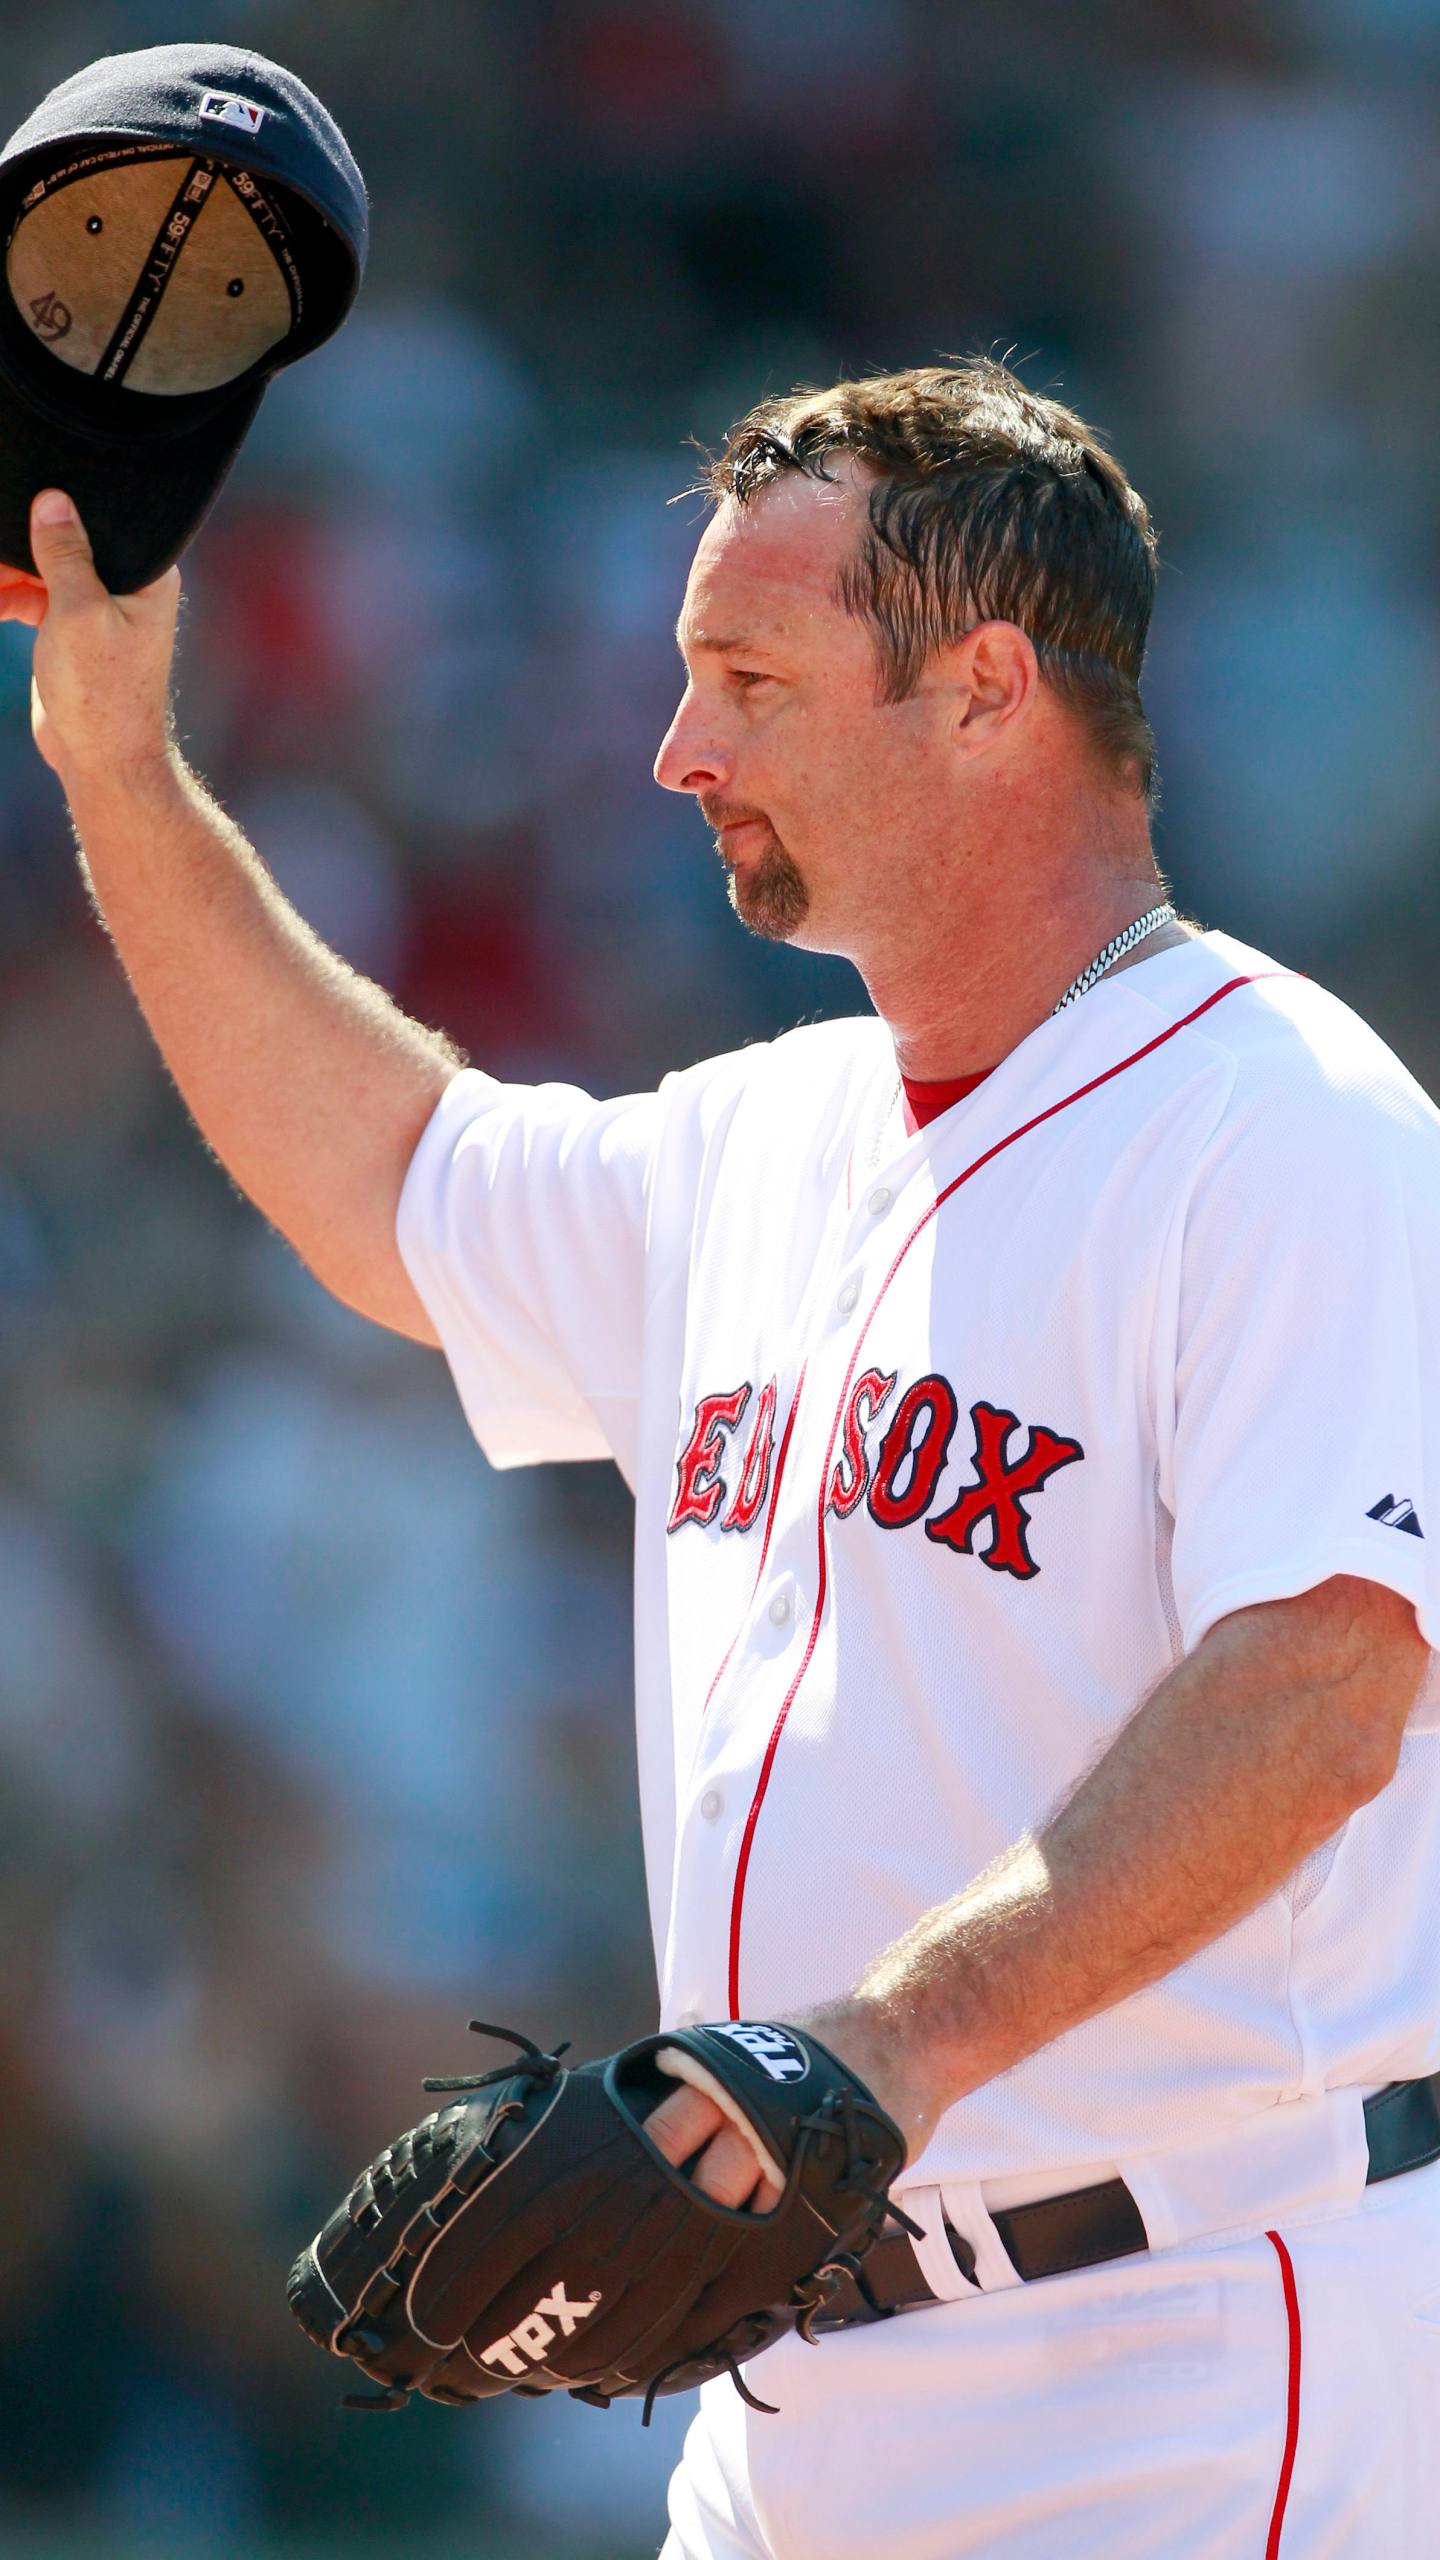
[340,2026,569,2413]
[422,2019,571,2098]
[339,2026,919,2423]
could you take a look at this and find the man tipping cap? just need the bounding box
[0,43,367,592]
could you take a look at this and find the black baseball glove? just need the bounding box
[287,2016,917,2420]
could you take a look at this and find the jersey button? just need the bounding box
[700,1789,724,1822]
[866,1186,892,1216]
[836,1278,860,1316]
[767,1590,792,1627]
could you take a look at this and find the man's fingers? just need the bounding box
[682,2124,768,2210]
[0,562,48,626]
[0,583,46,628]
[646,2084,725,2167]
[29,490,107,605]
[645,2086,783,2211]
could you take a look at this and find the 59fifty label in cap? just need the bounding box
[198,91,268,136]
[7,149,297,395]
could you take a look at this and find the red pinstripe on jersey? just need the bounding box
[726,971,1287,2018]
[1264,2230,1302,2556]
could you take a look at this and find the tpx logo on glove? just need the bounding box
[712,2023,809,2084]
[480,2281,602,2376]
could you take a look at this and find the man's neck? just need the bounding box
[864,863,1186,1083]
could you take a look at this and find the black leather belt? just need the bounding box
[812,2072,1440,2333]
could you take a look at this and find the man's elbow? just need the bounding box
[1327,1713,1406,1817]
[1234,1573,1427,1822]
[1319,1664,1418,1817]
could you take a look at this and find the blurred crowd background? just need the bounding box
[2,1,1438,2553]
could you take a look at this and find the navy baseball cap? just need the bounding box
[0,44,367,592]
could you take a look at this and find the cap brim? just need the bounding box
[0,322,265,592]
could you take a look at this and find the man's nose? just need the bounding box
[654,691,731,795]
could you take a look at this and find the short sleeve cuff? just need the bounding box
[1181,1542,1438,1658]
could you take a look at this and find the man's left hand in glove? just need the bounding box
[287,2015,919,2422]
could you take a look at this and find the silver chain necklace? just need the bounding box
[1049,901,1177,1014]
[869,901,1178,1176]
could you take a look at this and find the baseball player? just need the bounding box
[10,359,1440,2556]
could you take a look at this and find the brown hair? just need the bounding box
[703,359,1159,803]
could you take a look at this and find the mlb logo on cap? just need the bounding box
[198,93,269,137]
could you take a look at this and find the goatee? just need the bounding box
[728,840,810,943]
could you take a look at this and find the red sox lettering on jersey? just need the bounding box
[667,1373,1084,1580]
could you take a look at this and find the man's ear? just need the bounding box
[950,620,1040,757]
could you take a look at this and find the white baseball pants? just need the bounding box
[661,2164,1440,2558]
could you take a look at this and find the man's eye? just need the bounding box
[729,669,773,690]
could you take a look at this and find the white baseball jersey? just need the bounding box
[397,929,1440,2201]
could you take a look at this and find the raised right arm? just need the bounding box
[6,488,456,1342]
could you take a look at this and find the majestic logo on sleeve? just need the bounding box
[669,1370,1083,1580]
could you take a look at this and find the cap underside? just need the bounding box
[0,110,346,589]
[0,358,264,589]
[7,146,296,396]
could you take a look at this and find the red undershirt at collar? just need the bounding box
[900,1065,995,1135]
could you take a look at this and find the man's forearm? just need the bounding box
[7,490,459,1339]
[821,1576,1424,2148]
[69,747,458,1335]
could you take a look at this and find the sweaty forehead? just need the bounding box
[680,469,868,652]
